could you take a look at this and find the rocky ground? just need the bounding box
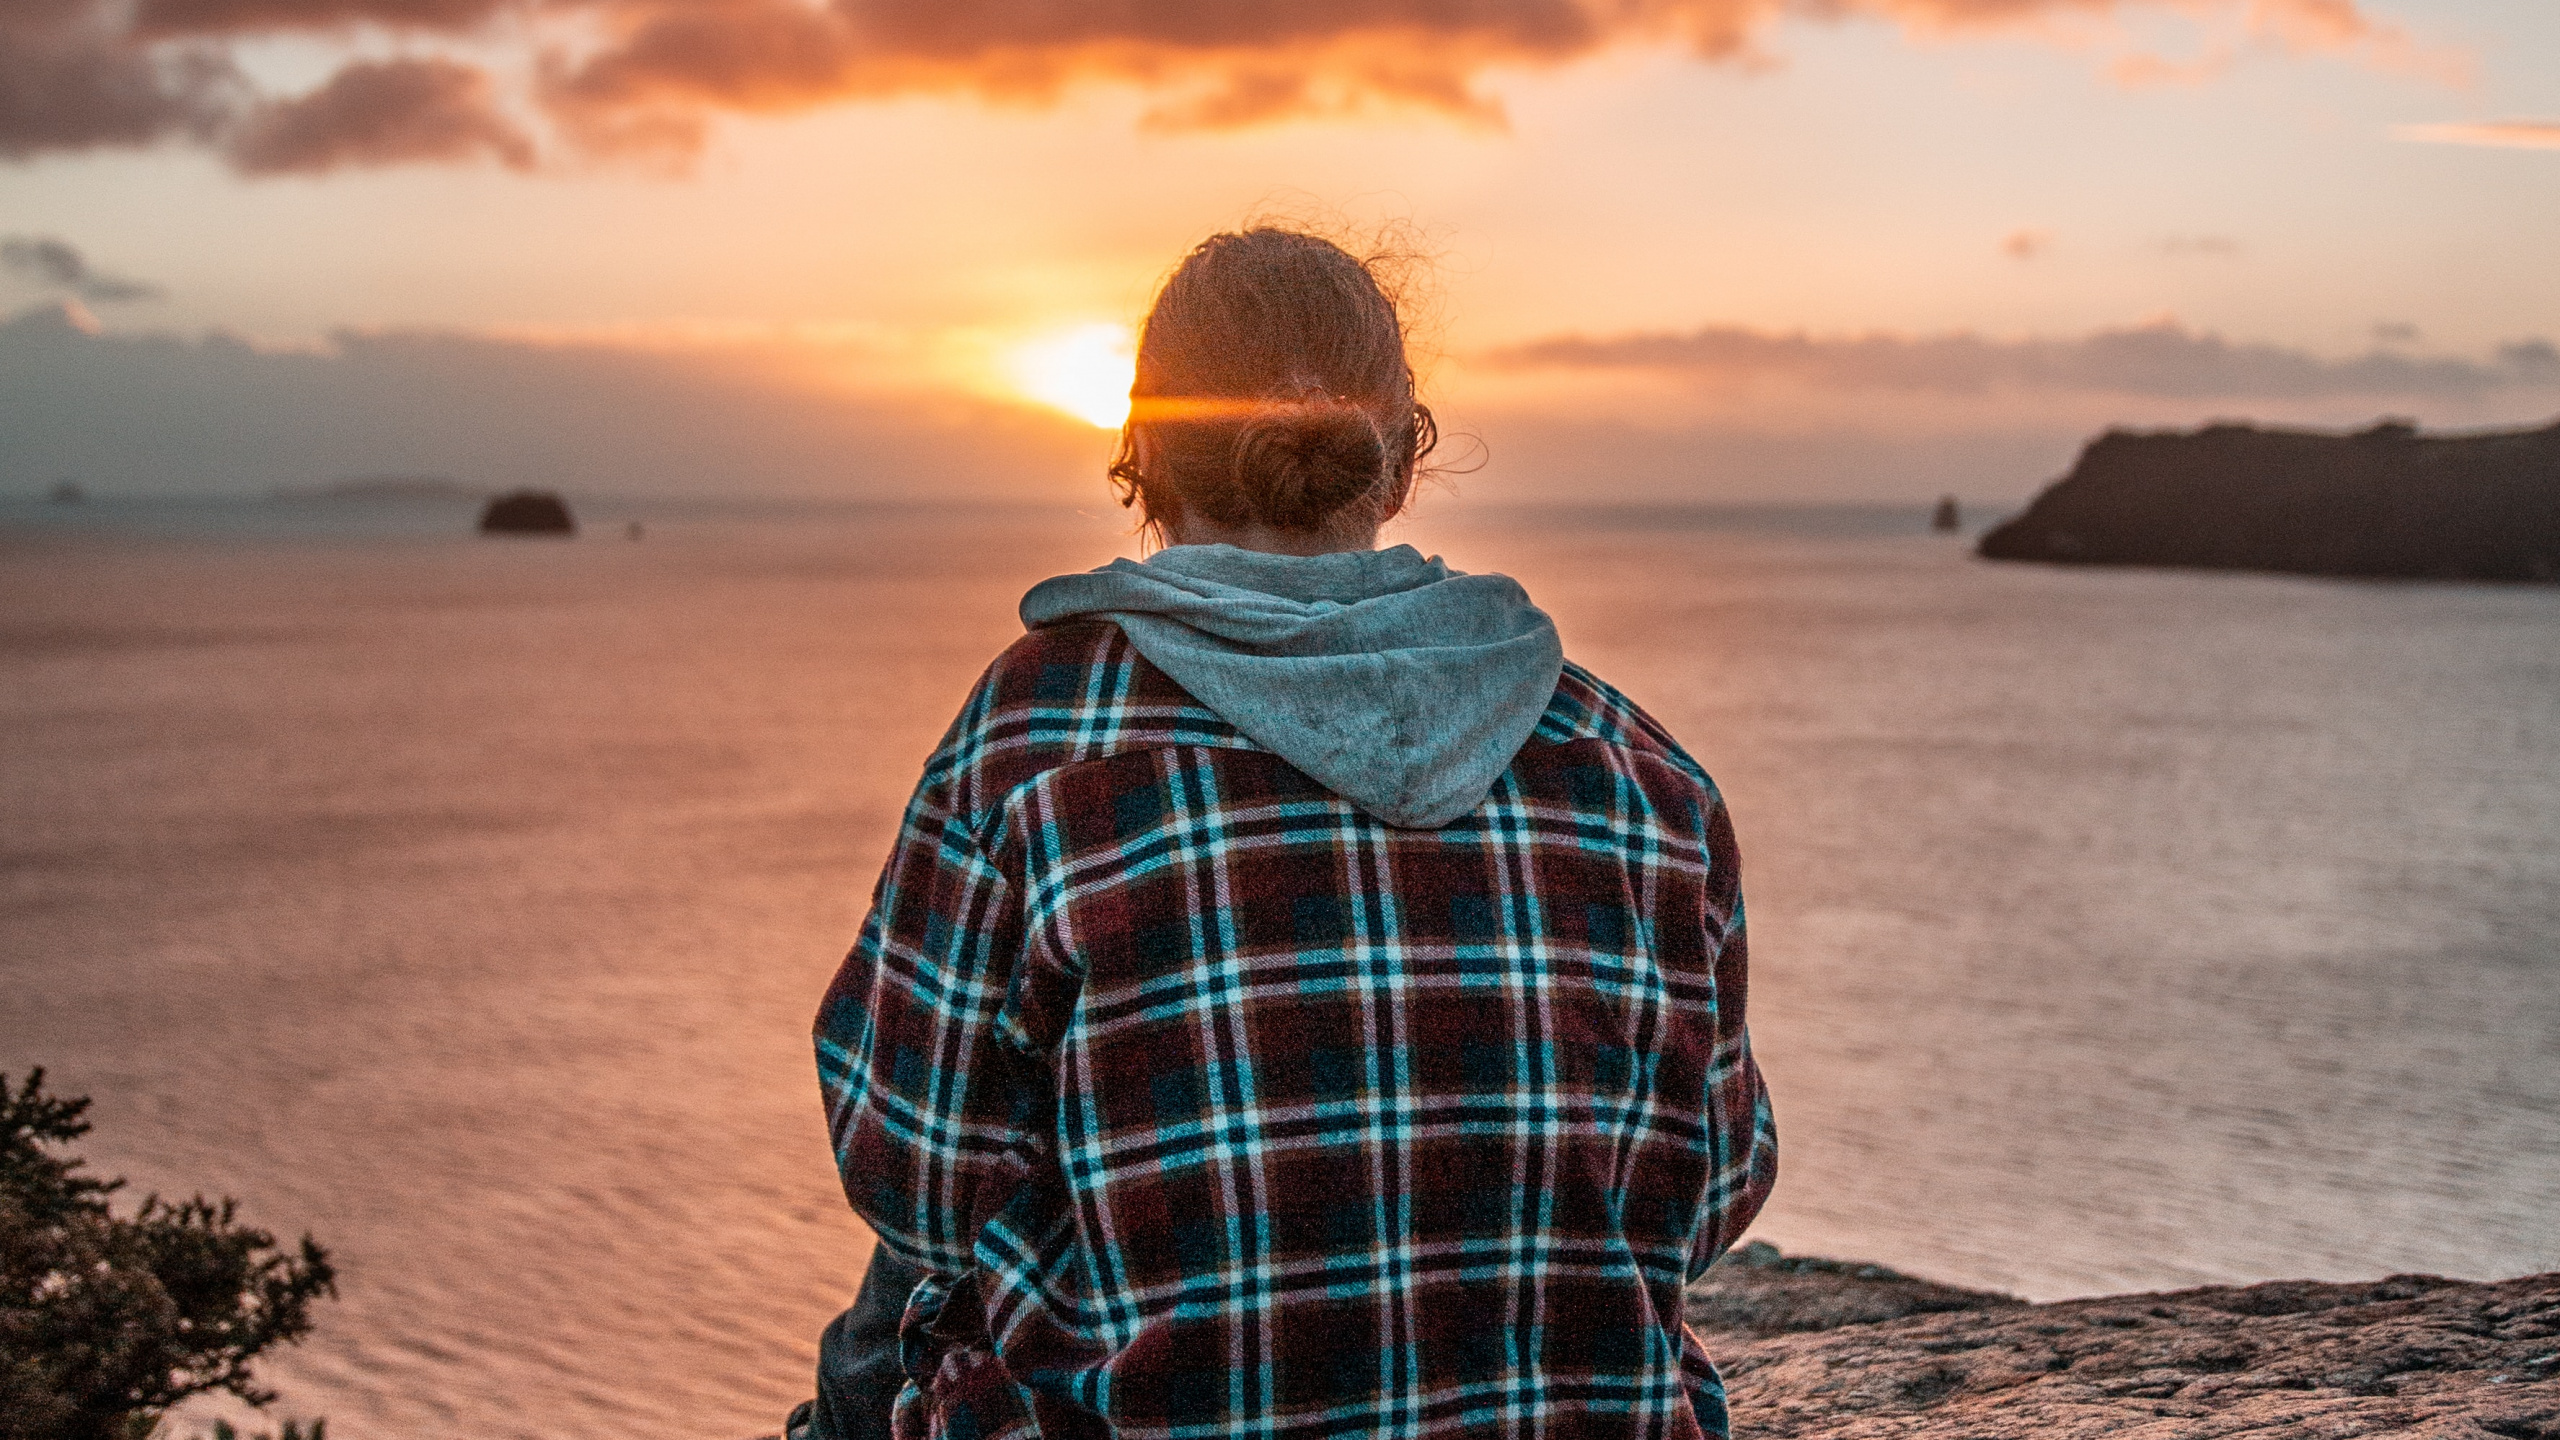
[759,1248,2559,1438]
[1689,1243,2560,1438]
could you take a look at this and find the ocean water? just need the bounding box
[3,496,2555,1440]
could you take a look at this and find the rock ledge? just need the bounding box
[1688,1248,2559,1438]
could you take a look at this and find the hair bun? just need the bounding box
[1229,395,1388,531]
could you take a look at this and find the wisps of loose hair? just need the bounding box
[1109,216,1471,539]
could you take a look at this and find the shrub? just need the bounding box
[0,1069,336,1440]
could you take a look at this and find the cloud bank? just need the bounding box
[229,58,536,174]
[0,0,2444,173]
[0,301,1108,501]
[1483,320,2560,401]
[10,303,2556,507]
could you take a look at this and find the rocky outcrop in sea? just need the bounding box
[1978,417,2560,582]
[478,490,577,535]
[1689,1242,2560,1438]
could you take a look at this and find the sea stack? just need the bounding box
[1980,417,2560,582]
[478,490,577,535]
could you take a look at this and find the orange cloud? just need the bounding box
[2000,228,2052,260]
[0,0,2455,171]
[530,0,1778,146]
[2395,119,2560,151]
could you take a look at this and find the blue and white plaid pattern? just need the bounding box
[819,619,1775,1440]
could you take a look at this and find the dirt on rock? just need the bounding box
[1688,1251,2560,1439]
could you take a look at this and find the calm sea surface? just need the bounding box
[4,497,2555,1439]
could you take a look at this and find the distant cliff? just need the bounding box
[1979,418,2560,581]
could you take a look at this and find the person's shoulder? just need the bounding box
[977,616,1142,705]
[1530,660,1716,794]
[918,619,1252,821]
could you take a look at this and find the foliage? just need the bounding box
[0,1069,336,1440]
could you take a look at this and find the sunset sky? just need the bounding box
[4,0,2556,504]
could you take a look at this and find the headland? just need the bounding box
[1979,418,2560,582]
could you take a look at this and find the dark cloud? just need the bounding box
[2000,228,2051,261]
[229,58,534,173]
[132,0,509,39]
[0,0,2437,170]
[1482,321,2560,400]
[0,236,164,303]
[0,1,240,159]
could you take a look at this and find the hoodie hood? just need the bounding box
[1018,543,1565,829]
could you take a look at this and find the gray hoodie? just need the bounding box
[1017,543,1565,829]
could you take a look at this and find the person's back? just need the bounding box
[813,227,1775,1440]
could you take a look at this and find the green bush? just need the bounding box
[0,1069,336,1440]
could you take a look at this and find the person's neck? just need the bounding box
[1160,513,1379,557]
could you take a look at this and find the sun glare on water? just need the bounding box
[1009,323,1136,429]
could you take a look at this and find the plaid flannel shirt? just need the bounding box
[816,618,1775,1440]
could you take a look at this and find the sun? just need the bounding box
[1008,322,1136,429]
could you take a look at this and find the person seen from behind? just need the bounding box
[797,225,1777,1440]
